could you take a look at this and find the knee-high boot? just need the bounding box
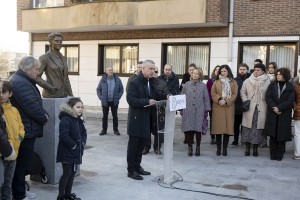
[253,144,258,157]
[195,132,201,156]
[222,134,229,156]
[186,132,194,156]
[245,142,250,156]
[216,135,222,156]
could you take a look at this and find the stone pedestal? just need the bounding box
[31,97,69,185]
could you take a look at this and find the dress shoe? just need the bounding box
[142,148,149,155]
[114,130,121,135]
[128,171,143,180]
[99,130,107,135]
[154,149,161,155]
[67,193,81,200]
[137,167,151,175]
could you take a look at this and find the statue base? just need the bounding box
[31,97,79,185]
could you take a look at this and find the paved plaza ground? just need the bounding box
[27,108,300,200]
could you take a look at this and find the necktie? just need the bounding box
[147,80,150,97]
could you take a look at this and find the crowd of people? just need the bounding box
[1,56,300,200]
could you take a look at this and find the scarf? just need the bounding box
[219,75,232,98]
[248,73,269,101]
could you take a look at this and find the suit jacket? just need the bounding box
[37,50,73,98]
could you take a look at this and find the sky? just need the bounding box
[0,0,29,54]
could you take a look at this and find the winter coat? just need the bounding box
[179,72,190,91]
[294,83,300,120]
[1,103,25,157]
[206,77,216,103]
[37,50,73,98]
[56,103,87,164]
[126,73,155,138]
[96,74,124,107]
[0,114,14,158]
[234,73,250,115]
[126,73,138,93]
[240,73,271,129]
[264,81,294,141]
[9,69,48,138]
[181,81,211,133]
[211,79,238,135]
[158,72,180,95]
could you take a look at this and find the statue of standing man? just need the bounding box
[36,32,73,98]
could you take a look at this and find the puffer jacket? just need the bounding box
[9,69,48,138]
[56,103,87,164]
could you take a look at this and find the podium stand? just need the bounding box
[156,95,186,184]
[31,97,70,184]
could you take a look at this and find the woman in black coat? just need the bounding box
[264,68,295,161]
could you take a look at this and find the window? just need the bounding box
[45,45,79,75]
[98,44,138,76]
[162,43,210,79]
[32,0,64,8]
[239,42,297,76]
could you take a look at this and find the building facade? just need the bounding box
[17,0,300,108]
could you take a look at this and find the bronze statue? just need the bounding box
[37,32,73,98]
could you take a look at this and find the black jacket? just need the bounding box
[158,72,180,95]
[180,72,190,91]
[234,73,250,114]
[0,110,13,158]
[9,70,48,138]
[56,104,87,164]
[126,73,156,138]
[264,81,295,141]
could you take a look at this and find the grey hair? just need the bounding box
[48,32,63,43]
[142,60,155,68]
[18,56,41,72]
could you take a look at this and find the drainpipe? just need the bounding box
[29,32,33,56]
[228,0,234,66]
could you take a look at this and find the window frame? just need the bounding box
[45,44,80,75]
[98,44,139,77]
[238,41,298,77]
[161,42,211,79]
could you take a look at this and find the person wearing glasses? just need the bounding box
[143,67,169,155]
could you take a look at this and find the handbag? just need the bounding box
[242,93,255,112]
[242,100,251,112]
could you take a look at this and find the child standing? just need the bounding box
[0,81,24,200]
[57,98,87,200]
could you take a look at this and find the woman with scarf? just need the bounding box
[240,63,271,157]
[211,65,238,156]
[264,68,294,161]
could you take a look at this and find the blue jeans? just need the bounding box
[0,159,17,200]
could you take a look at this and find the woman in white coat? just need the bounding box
[240,63,271,157]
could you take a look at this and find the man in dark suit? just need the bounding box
[37,32,73,98]
[126,60,156,180]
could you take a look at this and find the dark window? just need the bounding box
[45,45,79,75]
[98,44,138,76]
[238,42,298,76]
[162,43,210,79]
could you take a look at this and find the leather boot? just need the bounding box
[216,135,222,156]
[245,142,250,156]
[222,135,229,156]
[188,146,193,156]
[195,145,200,156]
[253,144,258,157]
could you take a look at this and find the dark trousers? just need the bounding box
[209,111,215,139]
[269,136,286,160]
[12,138,36,200]
[145,133,164,150]
[234,114,243,142]
[58,163,76,197]
[102,101,118,131]
[127,136,146,173]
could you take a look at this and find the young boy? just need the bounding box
[0,81,24,200]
